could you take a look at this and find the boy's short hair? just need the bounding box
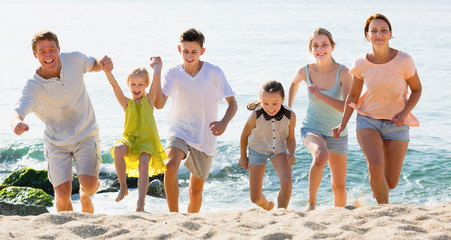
[180,28,205,48]
[32,30,59,52]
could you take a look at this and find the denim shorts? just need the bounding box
[300,127,348,154]
[248,147,285,166]
[356,114,410,141]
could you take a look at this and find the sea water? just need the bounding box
[0,0,450,214]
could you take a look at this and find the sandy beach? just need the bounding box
[0,202,449,240]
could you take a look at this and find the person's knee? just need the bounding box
[312,151,328,168]
[387,178,399,189]
[79,175,99,195]
[279,176,292,190]
[165,150,184,175]
[54,182,72,201]
[55,188,71,200]
[114,144,127,157]
[189,185,203,199]
[138,157,150,170]
[331,182,346,194]
[165,159,180,175]
[368,163,384,179]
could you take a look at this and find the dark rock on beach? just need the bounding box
[147,179,165,198]
[0,201,49,216]
[1,168,53,195]
[0,186,53,207]
[98,173,164,194]
[1,167,80,196]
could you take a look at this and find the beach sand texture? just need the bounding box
[0,202,449,240]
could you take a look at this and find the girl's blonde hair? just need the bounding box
[308,27,336,53]
[127,67,150,85]
[247,80,285,111]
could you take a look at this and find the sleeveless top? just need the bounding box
[111,96,167,177]
[248,104,292,155]
[302,64,347,136]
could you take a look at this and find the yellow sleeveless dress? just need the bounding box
[111,97,167,177]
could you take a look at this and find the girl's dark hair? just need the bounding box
[247,80,285,110]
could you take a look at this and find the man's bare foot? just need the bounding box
[263,201,275,211]
[80,194,94,213]
[115,188,128,202]
[304,202,315,212]
[136,200,145,212]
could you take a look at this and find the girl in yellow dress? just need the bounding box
[102,56,167,212]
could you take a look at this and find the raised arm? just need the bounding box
[89,58,103,72]
[286,111,297,165]
[392,70,422,126]
[150,57,168,109]
[209,96,238,136]
[239,112,257,170]
[149,56,166,109]
[332,75,364,137]
[288,67,305,108]
[101,56,128,110]
[10,112,29,135]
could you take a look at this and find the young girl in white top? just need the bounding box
[239,80,296,210]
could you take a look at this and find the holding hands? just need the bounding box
[100,55,113,73]
[150,56,162,73]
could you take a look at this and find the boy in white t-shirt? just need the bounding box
[10,30,111,213]
[154,28,237,213]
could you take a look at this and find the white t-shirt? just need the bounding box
[163,62,235,156]
[15,51,98,146]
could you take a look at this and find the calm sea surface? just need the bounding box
[0,0,450,214]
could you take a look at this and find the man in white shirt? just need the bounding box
[10,30,111,213]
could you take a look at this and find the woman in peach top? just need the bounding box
[333,13,422,204]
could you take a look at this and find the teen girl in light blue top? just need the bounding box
[288,28,352,211]
[302,64,347,137]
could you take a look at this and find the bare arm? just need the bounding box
[286,111,297,165]
[101,56,128,110]
[239,112,256,170]
[392,71,422,126]
[332,75,364,137]
[148,56,163,109]
[151,57,168,109]
[10,112,29,135]
[89,58,103,72]
[209,96,238,136]
[288,67,306,108]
